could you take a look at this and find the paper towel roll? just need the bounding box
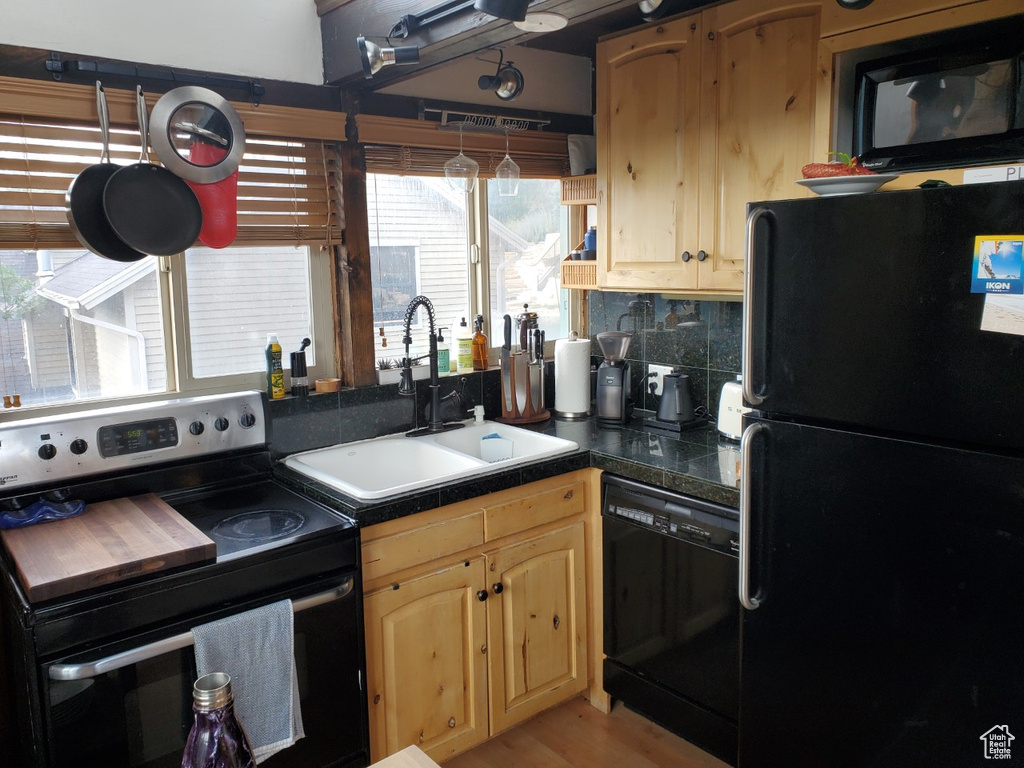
[554,335,591,418]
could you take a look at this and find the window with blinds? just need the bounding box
[0,116,343,249]
[0,77,344,411]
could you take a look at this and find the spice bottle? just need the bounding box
[181,672,256,768]
[266,334,285,400]
[455,317,473,374]
[472,315,488,371]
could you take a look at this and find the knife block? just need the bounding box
[497,353,550,424]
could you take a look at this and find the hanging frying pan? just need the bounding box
[103,86,202,256]
[150,86,245,249]
[65,82,147,262]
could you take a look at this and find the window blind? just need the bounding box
[0,79,345,250]
[357,115,571,179]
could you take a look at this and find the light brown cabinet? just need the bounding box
[361,472,598,764]
[364,559,489,760]
[595,0,822,294]
[485,522,587,735]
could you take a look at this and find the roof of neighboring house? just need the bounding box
[36,252,155,310]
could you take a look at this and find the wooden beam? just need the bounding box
[338,140,378,388]
[0,44,342,112]
[321,0,638,85]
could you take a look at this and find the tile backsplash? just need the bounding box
[267,292,742,456]
[588,292,743,417]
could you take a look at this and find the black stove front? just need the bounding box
[0,392,369,768]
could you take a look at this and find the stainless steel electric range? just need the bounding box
[0,391,368,768]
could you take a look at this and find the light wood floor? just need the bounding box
[442,696,730,768]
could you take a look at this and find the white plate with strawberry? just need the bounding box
[796,153,897,197]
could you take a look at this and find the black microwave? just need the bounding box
[852,18,1024,173]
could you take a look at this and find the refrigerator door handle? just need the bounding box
[742,206,770,406]
[739,421,765,610]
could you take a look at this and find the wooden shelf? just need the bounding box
[560,175,597,206]
[560,256,597,290]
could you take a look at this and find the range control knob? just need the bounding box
[70,438,88,455]
[239,413,256,429]
[189,421,205,436]
[38,444,57,461]
[214,417,230,432]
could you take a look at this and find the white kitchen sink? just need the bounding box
[282,421,579,501]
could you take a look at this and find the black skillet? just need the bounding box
[103,86,202,256]
[65,82,147,262]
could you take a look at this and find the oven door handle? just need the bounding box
[48,577,355,681]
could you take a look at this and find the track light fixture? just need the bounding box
[473,0,531,22]
[478,53,525,102]
[356,36,420,79]
[637,0,670,22]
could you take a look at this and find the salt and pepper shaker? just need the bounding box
[291,337,311,397]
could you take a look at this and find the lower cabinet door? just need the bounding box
[364,558,489,763]
[485,522,589,734]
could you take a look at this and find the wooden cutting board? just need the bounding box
[1,494,215,603]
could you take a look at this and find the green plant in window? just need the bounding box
[0,264,40,319]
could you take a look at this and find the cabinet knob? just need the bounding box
[448,717,456,728]
[681,251,692,262]
[477,590,488,602]
[492,582,504,594]
[563,490,574,500]
[697,249,708,262]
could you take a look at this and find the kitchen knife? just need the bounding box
[502,314,512,414]
[514,351,528,415]
[537,330,545,410]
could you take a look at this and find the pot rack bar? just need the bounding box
[44,53,265,105]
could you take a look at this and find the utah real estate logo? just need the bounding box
[980,725,1014,760]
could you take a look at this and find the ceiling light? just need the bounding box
[478,60,525,102]
[356,36,420,79]
[473,0,530,22]
[444,124,479,194]
[638,0,670,22]
[514,12,568,33]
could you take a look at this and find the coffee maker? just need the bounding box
[596,331,633,424]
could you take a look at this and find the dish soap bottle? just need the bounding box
[455,317,473,374]
[436,327,449,375]
[181,672,256,768]
[472,315,488,371]
[265,334,285,399]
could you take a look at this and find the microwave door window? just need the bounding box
[873,60,1013,148]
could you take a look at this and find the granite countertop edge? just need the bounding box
[273,415,741,527]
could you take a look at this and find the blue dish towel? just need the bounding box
[192,599,305,763]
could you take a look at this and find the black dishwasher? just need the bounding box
[602,474,739,766]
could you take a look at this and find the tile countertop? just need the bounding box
[273,413,741,528]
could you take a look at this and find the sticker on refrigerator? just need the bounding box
[971,237,1023,295]
[973,237,1024,337]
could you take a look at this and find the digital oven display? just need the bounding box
[98,418,178,457]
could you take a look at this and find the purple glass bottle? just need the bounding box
[181,672,256,768]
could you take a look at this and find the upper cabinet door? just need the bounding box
[698,2,821,292]
[596,15,702,291]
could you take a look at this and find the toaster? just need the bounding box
[717,375,752,441]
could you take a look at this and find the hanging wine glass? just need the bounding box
[444,123,479,193]
[495,129,520,197]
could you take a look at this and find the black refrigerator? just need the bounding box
[738,181,1024,767]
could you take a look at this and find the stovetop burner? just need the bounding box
[166,480,353,562]
[212,509,307,543]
